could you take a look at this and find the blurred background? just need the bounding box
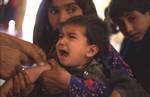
[0,0,124,51]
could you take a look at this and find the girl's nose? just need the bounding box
[58,37,67,46]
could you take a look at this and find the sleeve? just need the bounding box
[108,45,133,77]
[108,45,150,97]
[69,76,112,97]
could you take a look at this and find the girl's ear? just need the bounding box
[86,44,99,58]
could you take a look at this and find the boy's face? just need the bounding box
[56,24,96,69]
[116,10,150,42]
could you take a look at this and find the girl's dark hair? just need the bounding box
[60,16,110,59]
[108,0,150,25]
[33,0,97,56]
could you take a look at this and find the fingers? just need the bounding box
[0,79,13,97]
[0,46,29,80]
[13,74,21,96]
[18,72,26,91]
[21,71,34,96]
[12,71,33,97]
[32,44,47,63]
[22,71,32,87]
[47,59,59,68]
[19,42,47,64]
[24,44,46,64]
[0,33,47,65]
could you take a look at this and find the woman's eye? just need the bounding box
[66,6,79,14]
[49,8,58,15]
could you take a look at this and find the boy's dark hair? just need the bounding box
[108,0,150,24]
[60,16,110,59]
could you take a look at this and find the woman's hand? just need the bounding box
[40,59,71,95]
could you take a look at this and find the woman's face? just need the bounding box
[48,0,83,30]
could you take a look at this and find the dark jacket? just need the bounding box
[120,27,150,93]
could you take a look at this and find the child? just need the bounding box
[108,0,150,93]
[1,16,149,97]
[52,15,149,97]
[55,15,112,97]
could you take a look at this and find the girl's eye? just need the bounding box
[49,8,59,15]
[69,35,77,39]
[58,34,63,39]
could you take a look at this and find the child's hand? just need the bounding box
[109,90,121,97]
[40,59,71,95]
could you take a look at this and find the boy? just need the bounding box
[108,0,150,93]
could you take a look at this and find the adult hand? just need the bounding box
[0,62,52,97]
[40,59,71,95]
[0,46,29,80]
[0,33,47,64]
[0,71,34,97]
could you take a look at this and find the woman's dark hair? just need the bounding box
[33,0,98,56]
[60,15,110,59]
[104,6,119,34]
[108,0,150,25]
